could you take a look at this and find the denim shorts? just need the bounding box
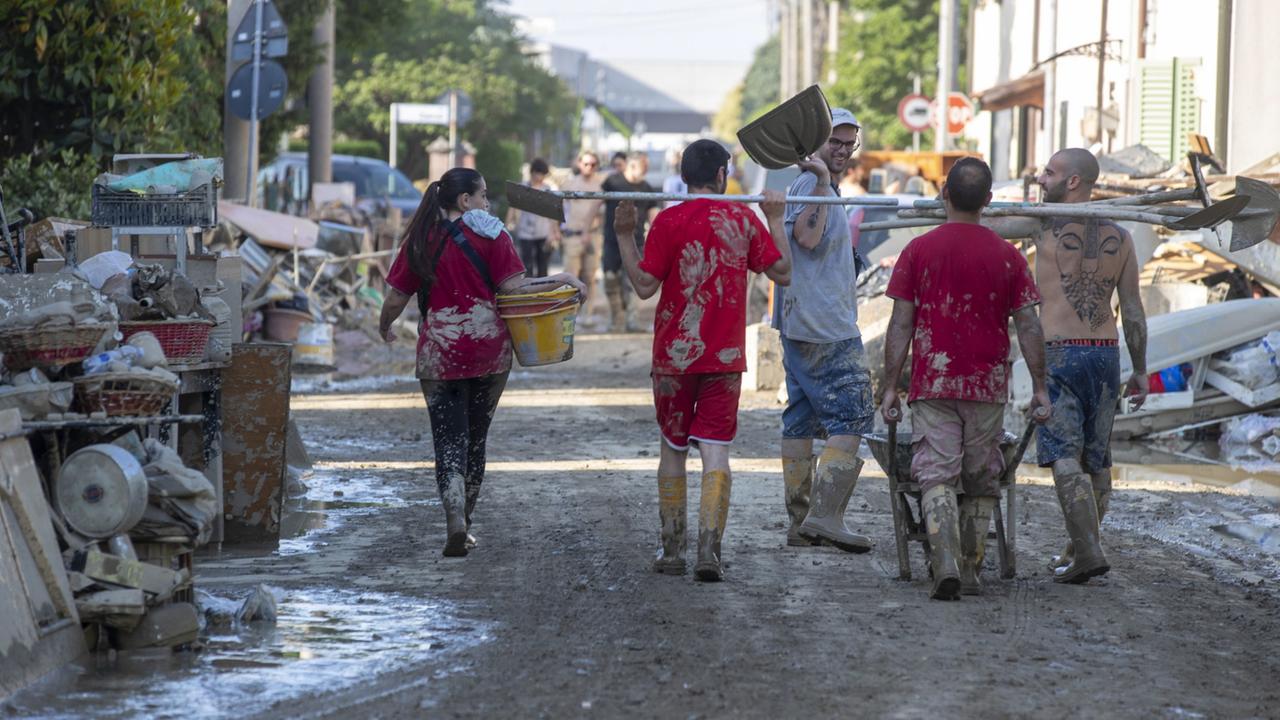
[781,336,875,439]
[1036,344,1121,472]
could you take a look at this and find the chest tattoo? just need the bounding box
[1051,219,1123,330]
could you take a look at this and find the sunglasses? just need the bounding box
[580,160,598,167]
[827,136,861,152]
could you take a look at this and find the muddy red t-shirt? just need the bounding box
[639,199,781,375]
[386,222,525,380]
[885,222,1039,403]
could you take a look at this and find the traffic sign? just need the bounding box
[898,93,931,133]
[231,0,287,61]
[227,59,287,120]
[436,90,473,128]
[929,92,975,135]
[395,103,449,125]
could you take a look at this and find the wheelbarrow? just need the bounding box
[864,414,1039,582]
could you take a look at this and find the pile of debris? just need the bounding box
[211,202,401,375]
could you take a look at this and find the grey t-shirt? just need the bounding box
[772,171,859,343]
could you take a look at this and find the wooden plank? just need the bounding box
[0,408,85,696]
[221,343,292,544]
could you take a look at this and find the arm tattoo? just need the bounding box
[1014,308,1047,384]
[806,209,819,228]
[1121,309,1148,375]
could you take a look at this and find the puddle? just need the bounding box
[279,470,431,557]
[6,587,490,719]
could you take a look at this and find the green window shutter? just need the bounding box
[1136,58,1201,163]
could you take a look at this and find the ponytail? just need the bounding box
[404,168,484,290]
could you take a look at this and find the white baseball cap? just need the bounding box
[831,107,860,129]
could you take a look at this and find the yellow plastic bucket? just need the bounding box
[497,285,580,367]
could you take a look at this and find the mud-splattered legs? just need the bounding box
[421,372,509,531]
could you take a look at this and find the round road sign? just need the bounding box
[898,93,931,133]
[928,92,975,135]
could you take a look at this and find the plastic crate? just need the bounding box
[91,182,218,228]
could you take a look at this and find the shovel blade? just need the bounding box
[505,181,565,223]
[1170,194,1249,231]
[737,85,832,170]
[1229,176,1280,252]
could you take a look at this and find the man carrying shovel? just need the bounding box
[881,158,1052,600]
[774,108,878,553]
[613,139,792,582]
[988,148,1149,583]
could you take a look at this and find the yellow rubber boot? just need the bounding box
[695,470,732,582]
[798,447,872,553]
[959,496,996,595]
[653,475,687,575]
[782,456,818,547]
[922,485,962,600]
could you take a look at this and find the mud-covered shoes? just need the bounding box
[1053,472,1110,584]
[782,456,819,546]
[694,470,732,582]
[441,475,469,557]
[959,495,996,595]
[923,485,962,600]
[653,475,688,575]
[798,448,872,553]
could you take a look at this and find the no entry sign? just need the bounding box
[898,93,931,133]
[929,92,975,135]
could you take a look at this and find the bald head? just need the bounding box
[1039,148,1099,202]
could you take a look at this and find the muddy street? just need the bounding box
[12,333,1280,719]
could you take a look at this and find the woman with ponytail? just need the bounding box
[379,168,586,557]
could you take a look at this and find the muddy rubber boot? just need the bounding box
[782,456,819,547]
[464,494,478,550]
[652,475,688,575]
[694,470,732,582]
[1053,473,1110,584]
[1048,486,1109,571]
[798,448,872,553]
[922,485,962,600]
[440,475,469,557]
[603,272,626,332]
[959,495,996,595]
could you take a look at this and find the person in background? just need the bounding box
[379,168,586,557]
[838,159,867,197]
[662,149,687,209]
[505,158,560,278]
[610,151,628,175]
[613,139,792,581]
[561,151,606,325]
[602,152,658,332]
[724,159,747,196]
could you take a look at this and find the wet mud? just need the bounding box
[9,333,1280,718]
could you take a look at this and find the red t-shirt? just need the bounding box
[639,199,782,375]
[885,222,1040,403]
[386,222,525,380]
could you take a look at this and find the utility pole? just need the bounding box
[223,0,251,203]
[1095,0,1108,147]
[936,0,956,152]
[308,1,334,198]
[1042,0,1058,160]
[801,0,814,88]
[244,0,266,206]
[826,1,839,86]
[779,0,791,100]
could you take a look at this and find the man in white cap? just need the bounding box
[774,108,876,553]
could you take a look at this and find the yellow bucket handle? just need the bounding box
[499,296,580,319]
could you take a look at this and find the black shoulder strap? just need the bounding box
[446,220,496,292]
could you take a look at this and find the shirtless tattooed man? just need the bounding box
[991,148,1149,584]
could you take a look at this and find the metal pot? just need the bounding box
[55,444,148,539]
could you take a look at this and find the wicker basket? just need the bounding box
[0,323,114,371]
[74,372,178,417]
[120,319,215,364]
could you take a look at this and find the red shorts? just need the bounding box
[652,373,742,450]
